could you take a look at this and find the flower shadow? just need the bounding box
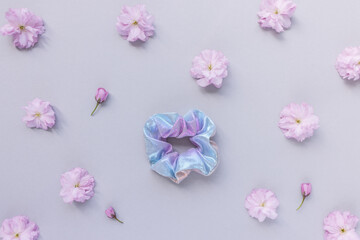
[50,105,65,134]
[200,70,234,96]
[259,217,279,226]
[343,78,360,88]
[270,30,285,41]
[202,84,222,94]
[258,26,288,41]
[290,16,298,29]
[34,34,49,50]
[73,197,100,211]
[129,35,155,49]
[130,40,147,48]
[284,130,320,147]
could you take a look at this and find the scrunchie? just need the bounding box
[143,110,218,184]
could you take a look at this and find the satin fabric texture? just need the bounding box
[144,110,218,183]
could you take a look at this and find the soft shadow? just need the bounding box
[130,38,151,49]
[34,34,49,50]
[290,16,298,30]
[257,217,278,226]
[202,84,221,93]
[34,21,49,50]
[51,105,65,134]
[200,78,231,95]
[285,130,320,147]
[270,29,285,41]
[343,78,360,87]
[260,26,285,40]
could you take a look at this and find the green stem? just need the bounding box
[91,102,100,116]
[114,217,124,224]
[296,196,306,211]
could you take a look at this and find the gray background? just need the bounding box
[1,0,360,239]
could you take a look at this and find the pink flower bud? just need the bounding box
[91,88,109,116]
[105,207,116,219]
[301,183,312,197]
[297,183,312,211]
[95,88,109,103]
[105,207,123,223]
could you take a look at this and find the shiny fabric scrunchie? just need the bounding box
[144,110,218,184]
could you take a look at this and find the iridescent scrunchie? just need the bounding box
[144,110,218,184]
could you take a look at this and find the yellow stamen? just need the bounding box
[274,9,279,14]
[19,25,25,30]
[260,202,265,207]
[15,233,20,238]
[74,183,80,188]
[296,119,301,124]
[208,64,212,71]
[34,112,41,118]
[341,228,346,233]
[132,20,138,25]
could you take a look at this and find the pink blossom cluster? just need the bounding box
[336,47,360,81]
[278,103,319,142]
[1,8,45,49]
[245,188,279,222]
[0,216,39,240]
[116,5,155,42]
[324,211,360,240]
[258,0,296,33]
[60,167,95,204]
[190,49,229,88]
[23,98,56,130]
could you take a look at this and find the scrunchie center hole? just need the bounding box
[167,137,195,154]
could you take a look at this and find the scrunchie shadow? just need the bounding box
[144,110,218,184]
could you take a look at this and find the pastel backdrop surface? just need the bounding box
[0,0,359,239]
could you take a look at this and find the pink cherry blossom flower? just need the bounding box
[0,216,39,240]
[190,49,229,88]
[105,207,124,223]
[335,47,360,81]
[1,8,45,49]
[245,188,279,222]
[23,98,56,130]
[60,167,95,204]
[116,5,154,42]
[91,88,109,116]
[278,103,319,142]
[296,183,312,210]
[324,211,360,240]
[258,0,296,33]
